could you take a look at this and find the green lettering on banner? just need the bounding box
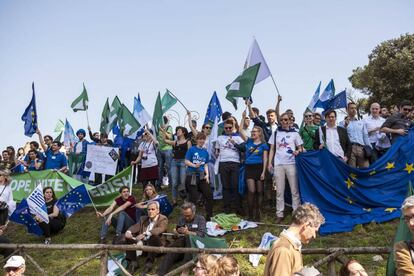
[10,166,132,207]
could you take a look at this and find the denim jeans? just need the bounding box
[170,159,186,200]
[100,211,135,239]
[158,149,172,187]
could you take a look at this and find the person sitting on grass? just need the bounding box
[264,203,325,276]
[339,259,368,276]
[122,201,168,275]
[96,185,136,244]
[36,187,66,244]
[135,184,159,222]
[156,202,206,276]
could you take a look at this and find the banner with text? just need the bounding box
[10,166,132,207]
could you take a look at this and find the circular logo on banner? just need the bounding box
[85,161,93,169]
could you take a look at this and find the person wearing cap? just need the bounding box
[4,255,25,276]
[72,129,90,182]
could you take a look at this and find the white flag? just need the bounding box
[27,184,49,223]
[245,38,271,84]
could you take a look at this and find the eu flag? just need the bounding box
[204,91,222,124]
[320,90,347,114]
[21,82,38,137]
[296,129,414,235]
[147,195,173,217]
[10,199,43,236]
[56,185,92,217]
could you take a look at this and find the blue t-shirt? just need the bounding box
[244,138,269,165]
[45,149,68,170]
[185,146,209,173]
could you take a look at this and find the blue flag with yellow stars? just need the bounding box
[145,194,173,217]
[21,82,38,137]
[204,91,222,125]
[296,128,414,235]
[10,199,43,236]
[56,184,92,218]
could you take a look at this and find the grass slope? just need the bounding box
[2,188,399,275]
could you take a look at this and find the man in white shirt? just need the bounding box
[268,113,304,224]
[215,119,245,215]
[364,103,390,162]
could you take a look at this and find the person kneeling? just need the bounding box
[123,201,168,274]
[37,187,66,244]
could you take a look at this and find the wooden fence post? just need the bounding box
[327,259,336,276]
[100,249,108,276]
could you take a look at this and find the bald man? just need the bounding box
[364,103,390,162]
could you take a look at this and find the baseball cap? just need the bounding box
[4,255,25,268]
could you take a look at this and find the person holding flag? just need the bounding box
[71,129,90,182]
[36,187,66,244]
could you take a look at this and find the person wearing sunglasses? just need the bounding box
[299,112,318,151]
[394,195,414,275]
[268,113,304,224]
[381,100,413,144]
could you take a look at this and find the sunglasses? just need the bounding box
[203,126,211,129]
[224,127,233,130]
[403,108,412,112]
[281,118,289,122]
[305,115,313,118]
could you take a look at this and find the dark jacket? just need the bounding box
[314,126,352,160]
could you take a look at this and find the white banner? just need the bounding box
[84,145,119,176]
[27,184,49,223]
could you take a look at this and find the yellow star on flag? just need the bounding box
[385,162,395,170]
[346,197,354,204]
[404,163,414,174]
[385,208,396,213]
[344,178,354,189]
[363,208,372,212]
[369,170,377,176]
[350,173,358,180]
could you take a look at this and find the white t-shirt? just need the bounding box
[138,141,158,168]
[268,129,303,165]
[363,115,385,144]
[215,135,244,163]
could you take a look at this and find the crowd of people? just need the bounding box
[0,94,413,275]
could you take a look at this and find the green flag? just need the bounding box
[161,89,178,113]
[152,92,163,133]
[71,83,89,112]
[119,104,141,136]
[386,182,414,276]
[100,98,111,134]
[107,96,122,134]
[189,235,227,249]
[54,119,65,133]
[225,63,261,110]
[55,131,63,142]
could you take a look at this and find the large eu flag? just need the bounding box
[10,199,43,236]
[296,128,414,235]
[21,83,38,137]
[56,185,92,217]
[204,91,222,124]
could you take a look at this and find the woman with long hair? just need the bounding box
[131,129,159,188]
[234,126,269,221]
[162,126,192,205]
[37,187,66,244]
[192,254,218,276]
[0,170,16,223]
[135,184,159,222]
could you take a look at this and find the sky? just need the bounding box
[0,0,413,150]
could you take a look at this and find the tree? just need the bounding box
[349,33,414,109]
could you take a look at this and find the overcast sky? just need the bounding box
[0,0,412,150]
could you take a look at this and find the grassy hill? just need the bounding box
[2,188,399,275]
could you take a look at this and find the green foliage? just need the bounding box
[349,33,414,108]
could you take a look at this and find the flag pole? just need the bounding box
[86,188,99,213]
[166,90,189,112]
[270,74,281,96]
[85,109,90,128]
[129,165,133,195]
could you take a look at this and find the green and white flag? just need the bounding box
[161,89,178,113]
[54,119,65,133]
[107,96,122,134]
[100,98,111,134]
[71,83,89,112]
[152,92,163,134]
[119,104,141,136]
[225,63,261,110]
